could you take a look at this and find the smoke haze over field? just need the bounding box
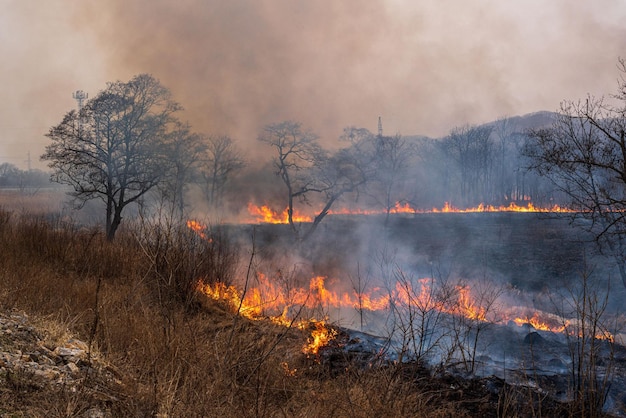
[2,0,626,168]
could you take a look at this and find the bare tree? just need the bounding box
[158,122,207,219]
[258,121,376,240]
[525,59,626,287]
[551,267,616,416]
[258,121,322,238]
[494,117,514,204]
[304,142,376,240]
[201,135,245,211]
[42,74,181,240]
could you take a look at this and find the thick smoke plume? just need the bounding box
[78,1,626,146]
[2,1,626,166]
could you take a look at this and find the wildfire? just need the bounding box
[186,219,211,240]
[431,202,575,213]
[455,286,487,321]
[512,312,615,342]
[186,214,614,362]
[513,312,568,333]
[303,320,338,355]
[245,201,575,223]
[326,201,417,216]
[195,276,342,355]
[247,203,313,224]
[196,271,617,356]
[195,274,502,355]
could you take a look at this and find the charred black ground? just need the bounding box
[237,212,597,292]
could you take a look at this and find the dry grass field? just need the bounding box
[0,195,608,417]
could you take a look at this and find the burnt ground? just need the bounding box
[2,210,625,416]
[382,212,594,290]
[238,212,602,292]
[227,213,626,415]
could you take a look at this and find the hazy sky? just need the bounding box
[2,0,626,169]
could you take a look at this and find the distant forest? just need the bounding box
[1,111,566,211]
[396,111,564,210]
[0,162,51,189]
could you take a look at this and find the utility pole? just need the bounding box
[378,116,383,138]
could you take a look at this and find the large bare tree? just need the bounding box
[258,121,376,240]
[42,74,181,240]
[525,59,626,287]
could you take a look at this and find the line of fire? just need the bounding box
[34,69,626,415]
[185,200,619,359]
[241,201,576,225]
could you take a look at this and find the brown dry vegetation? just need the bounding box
[0,203,597,417]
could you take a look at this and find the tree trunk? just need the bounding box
[106,196,113,241]
[107,206,123,241]
[301,195,339,242]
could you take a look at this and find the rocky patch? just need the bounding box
[0,310,128,417]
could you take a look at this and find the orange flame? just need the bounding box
[512,312,615,342]
[188,217,610,352]
[197,272,615,356]
[186,220,213,241]
[195,275,500,355]
[303,320,338,355]
[196,276,341,355]
[455,285,487,321]
[512,312,568,333]
[247,203,313,224]
[327,201,417,216]
[245,201,575,222]
[431,202,575,213]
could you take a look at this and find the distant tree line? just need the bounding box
[0,163,50,189]
[408,114,562,210]
[41,73,575,241]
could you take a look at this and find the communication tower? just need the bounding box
[72,90,88,111]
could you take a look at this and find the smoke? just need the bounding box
[2,0,626,168]
[69,0,626,151]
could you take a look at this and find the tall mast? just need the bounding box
[72,90,88,111]
[73,90,88,135]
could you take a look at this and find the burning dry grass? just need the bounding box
[0,207,500,417]
[243,200,576,224]
[0,207,613,417]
